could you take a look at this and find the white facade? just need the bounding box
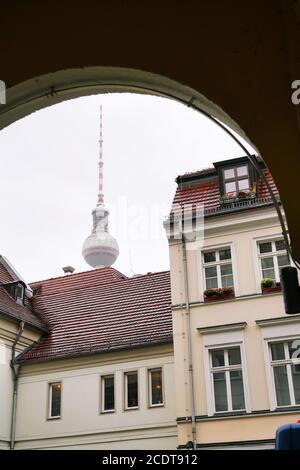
[15,344,177,449]
[0,316,41,449]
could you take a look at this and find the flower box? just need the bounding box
[204,293,235,302]
[261,278,281,294]
[204,287,235,302]
[219,191,256,206]
[262,285,282,294]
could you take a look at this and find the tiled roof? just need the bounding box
[17,268,172,363]
[0,262,48,332]
[30,267,127,296]
[0,261,14,283]
[172,168,278,215]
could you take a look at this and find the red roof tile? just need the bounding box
[0,261,14,283]
[17,268,172,363]
[30,266,126,296]
[171,168,278,215]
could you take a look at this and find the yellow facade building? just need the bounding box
[166,156,300,449]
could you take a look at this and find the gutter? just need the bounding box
[181,237,197,449]
[10,320,24,450]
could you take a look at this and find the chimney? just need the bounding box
[62,266,75,275]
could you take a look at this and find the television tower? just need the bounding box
[82,106,119,268]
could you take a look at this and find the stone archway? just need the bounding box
[1,0,300,257]
[0,66,252,148]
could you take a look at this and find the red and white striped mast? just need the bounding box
[97,105,104,206]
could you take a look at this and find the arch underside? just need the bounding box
[0,0,300,258]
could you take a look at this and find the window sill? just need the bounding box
[100,409,115,414]
[149,403,164,408]
[194,407,300,421]
[47,416,61,421]
[274,406,300,412]
[124,406,139,411]
[212,410,246,418]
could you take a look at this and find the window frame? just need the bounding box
[148,367,164,408]
[48,381,62,420]
[208,345,247,414]
[202,246,233,290]
[199,242,239,299]
[257,238,289,283]
[15,283,25,305]
[222,165,250,196]
[267,338,300,409]
[100,374,116,414]
[124,370,139,411]
[259,320,300,411]
[201,326,250,416]
[2,281,25,305]
[252,234,291,293]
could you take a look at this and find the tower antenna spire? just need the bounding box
[98,105,104,205]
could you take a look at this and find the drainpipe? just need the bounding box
[181,236,197,449]
[10,320,24,450]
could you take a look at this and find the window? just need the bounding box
[2,281,25,305]
[258,239,290,282]
[125,371,138,409]
[209,346,246,413]
[269,339,300,407]
[15,283,24,305]
[203,247,234,289]
[223,165,250,196]
[48,382,61,419]
[149,368,163,407]
[101,375,115,412]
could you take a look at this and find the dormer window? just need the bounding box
[223,165,250,196]
[1,281,25,305]
[214,156,260,202]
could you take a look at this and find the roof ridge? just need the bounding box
[30,266,126,286]
[181,165,215,174]
[31,268,170,287]
[30,270,171,298]
[128,270,170,279]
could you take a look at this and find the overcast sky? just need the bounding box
[0,93,254,282]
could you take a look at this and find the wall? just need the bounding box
[0,315,42,449]
[15,344,177,449]
[169,206,300,446]
[170,207,285,305]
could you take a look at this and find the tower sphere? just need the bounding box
[82,230,119,268]
[82,206,119,268]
